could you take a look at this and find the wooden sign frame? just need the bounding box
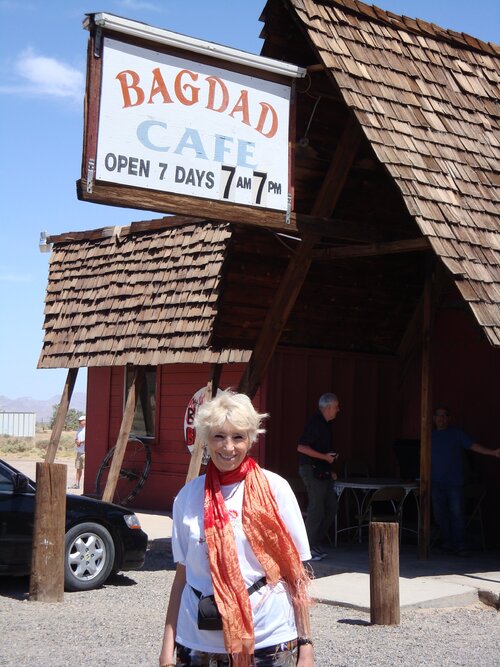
[79,13,305,231]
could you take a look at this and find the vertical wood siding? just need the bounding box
[265,347,397,481]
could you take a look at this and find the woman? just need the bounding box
[159,390,314,666]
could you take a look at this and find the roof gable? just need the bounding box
[285,0,500,345]
[38,220,251,368]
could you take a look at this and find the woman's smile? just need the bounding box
[207,421,250,471]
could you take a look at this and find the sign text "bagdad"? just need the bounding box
[116,68,279,139]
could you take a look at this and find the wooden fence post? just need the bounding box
[369,521,400,625]
[29,463,67,602]
[102,367,144,503]
[45,368,78,464]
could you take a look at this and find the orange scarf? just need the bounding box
[204,457,311,665]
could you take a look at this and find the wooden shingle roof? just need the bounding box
[38,219,251,368]
[285,0,500,345]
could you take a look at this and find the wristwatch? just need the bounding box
[297,637,314,647]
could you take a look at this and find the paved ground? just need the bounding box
[2,551,499,667]
[6,457,81,490]
[5,457,500,612]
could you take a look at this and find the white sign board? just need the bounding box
[96,38,292,211]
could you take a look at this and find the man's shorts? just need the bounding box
[75,452,85,470]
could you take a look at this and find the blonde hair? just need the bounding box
[194,390,268,445]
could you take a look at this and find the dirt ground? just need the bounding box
[3,457,83,494]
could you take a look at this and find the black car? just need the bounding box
[0,459,148,591]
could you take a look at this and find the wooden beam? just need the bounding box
[29,463,67,602]
[397,262,449,388]
[102,368,144,503]
[238,232,319,398]
[311,115,364,216]
[307,63,327,72]
[77,179,298,233]
[47,212,397,247]
[312,237,430,260]
[185,364,222,483]
[46,216,207,245]
[296,214,409,243]
[418,257,435,560]
[81,31,102,193]
[44,368,78,464]
[238,114,364,397]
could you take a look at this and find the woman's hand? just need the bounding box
[297,642,314,666]
[159,564,186,667]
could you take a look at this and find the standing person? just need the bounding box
[71,415,86,489]
[159,390,313,667]
[297,393,340,561]
[432,406,500,555]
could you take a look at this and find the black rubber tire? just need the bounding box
[94,438,151,506]
[64,522,115,592]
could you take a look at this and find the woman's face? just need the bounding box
[206,420,250,472]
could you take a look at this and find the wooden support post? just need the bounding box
[369,522,400,625]
[239,115,363,398]
[397,263,448,390]
[29,463,67,602]
[418,258,435,559]
[185,365,222,483]
[238,231,319,398]
[44,368,78,464]
[102,368,144,503]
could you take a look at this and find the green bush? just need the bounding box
[50,406,85,431]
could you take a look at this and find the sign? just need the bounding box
[93,35,294,212]
[184,386,222,464]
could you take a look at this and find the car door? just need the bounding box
[0,465,35,574]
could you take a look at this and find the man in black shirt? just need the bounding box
[298,393,340,560]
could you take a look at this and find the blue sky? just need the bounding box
[0,0,498,401]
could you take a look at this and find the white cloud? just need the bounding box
[0,48,84,101]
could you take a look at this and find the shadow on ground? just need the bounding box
[309,542,500,582]
[0,548,174,600]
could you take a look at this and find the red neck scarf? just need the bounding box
[204,457,310,665]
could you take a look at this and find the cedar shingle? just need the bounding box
[290,0,500,344]
[38,221,251,368]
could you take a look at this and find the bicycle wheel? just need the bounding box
[95,438,151,506]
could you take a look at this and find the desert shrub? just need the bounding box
[0,436,37,455]
[0,431,76,459]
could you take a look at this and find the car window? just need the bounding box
[0,468,14,493]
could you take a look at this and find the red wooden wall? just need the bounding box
[84,363,266,510]
[264,347,398,481]
[83,305,499,545]
[396,302,500,546]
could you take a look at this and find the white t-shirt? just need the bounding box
[75,427,85,454]
[172,468,311,653]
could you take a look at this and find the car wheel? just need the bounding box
[64,522,116,592]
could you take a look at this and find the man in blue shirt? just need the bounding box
[432,407,500,555]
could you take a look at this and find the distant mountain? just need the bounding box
[0,392,87,423]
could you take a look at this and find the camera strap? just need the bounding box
[191,576,267,601]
